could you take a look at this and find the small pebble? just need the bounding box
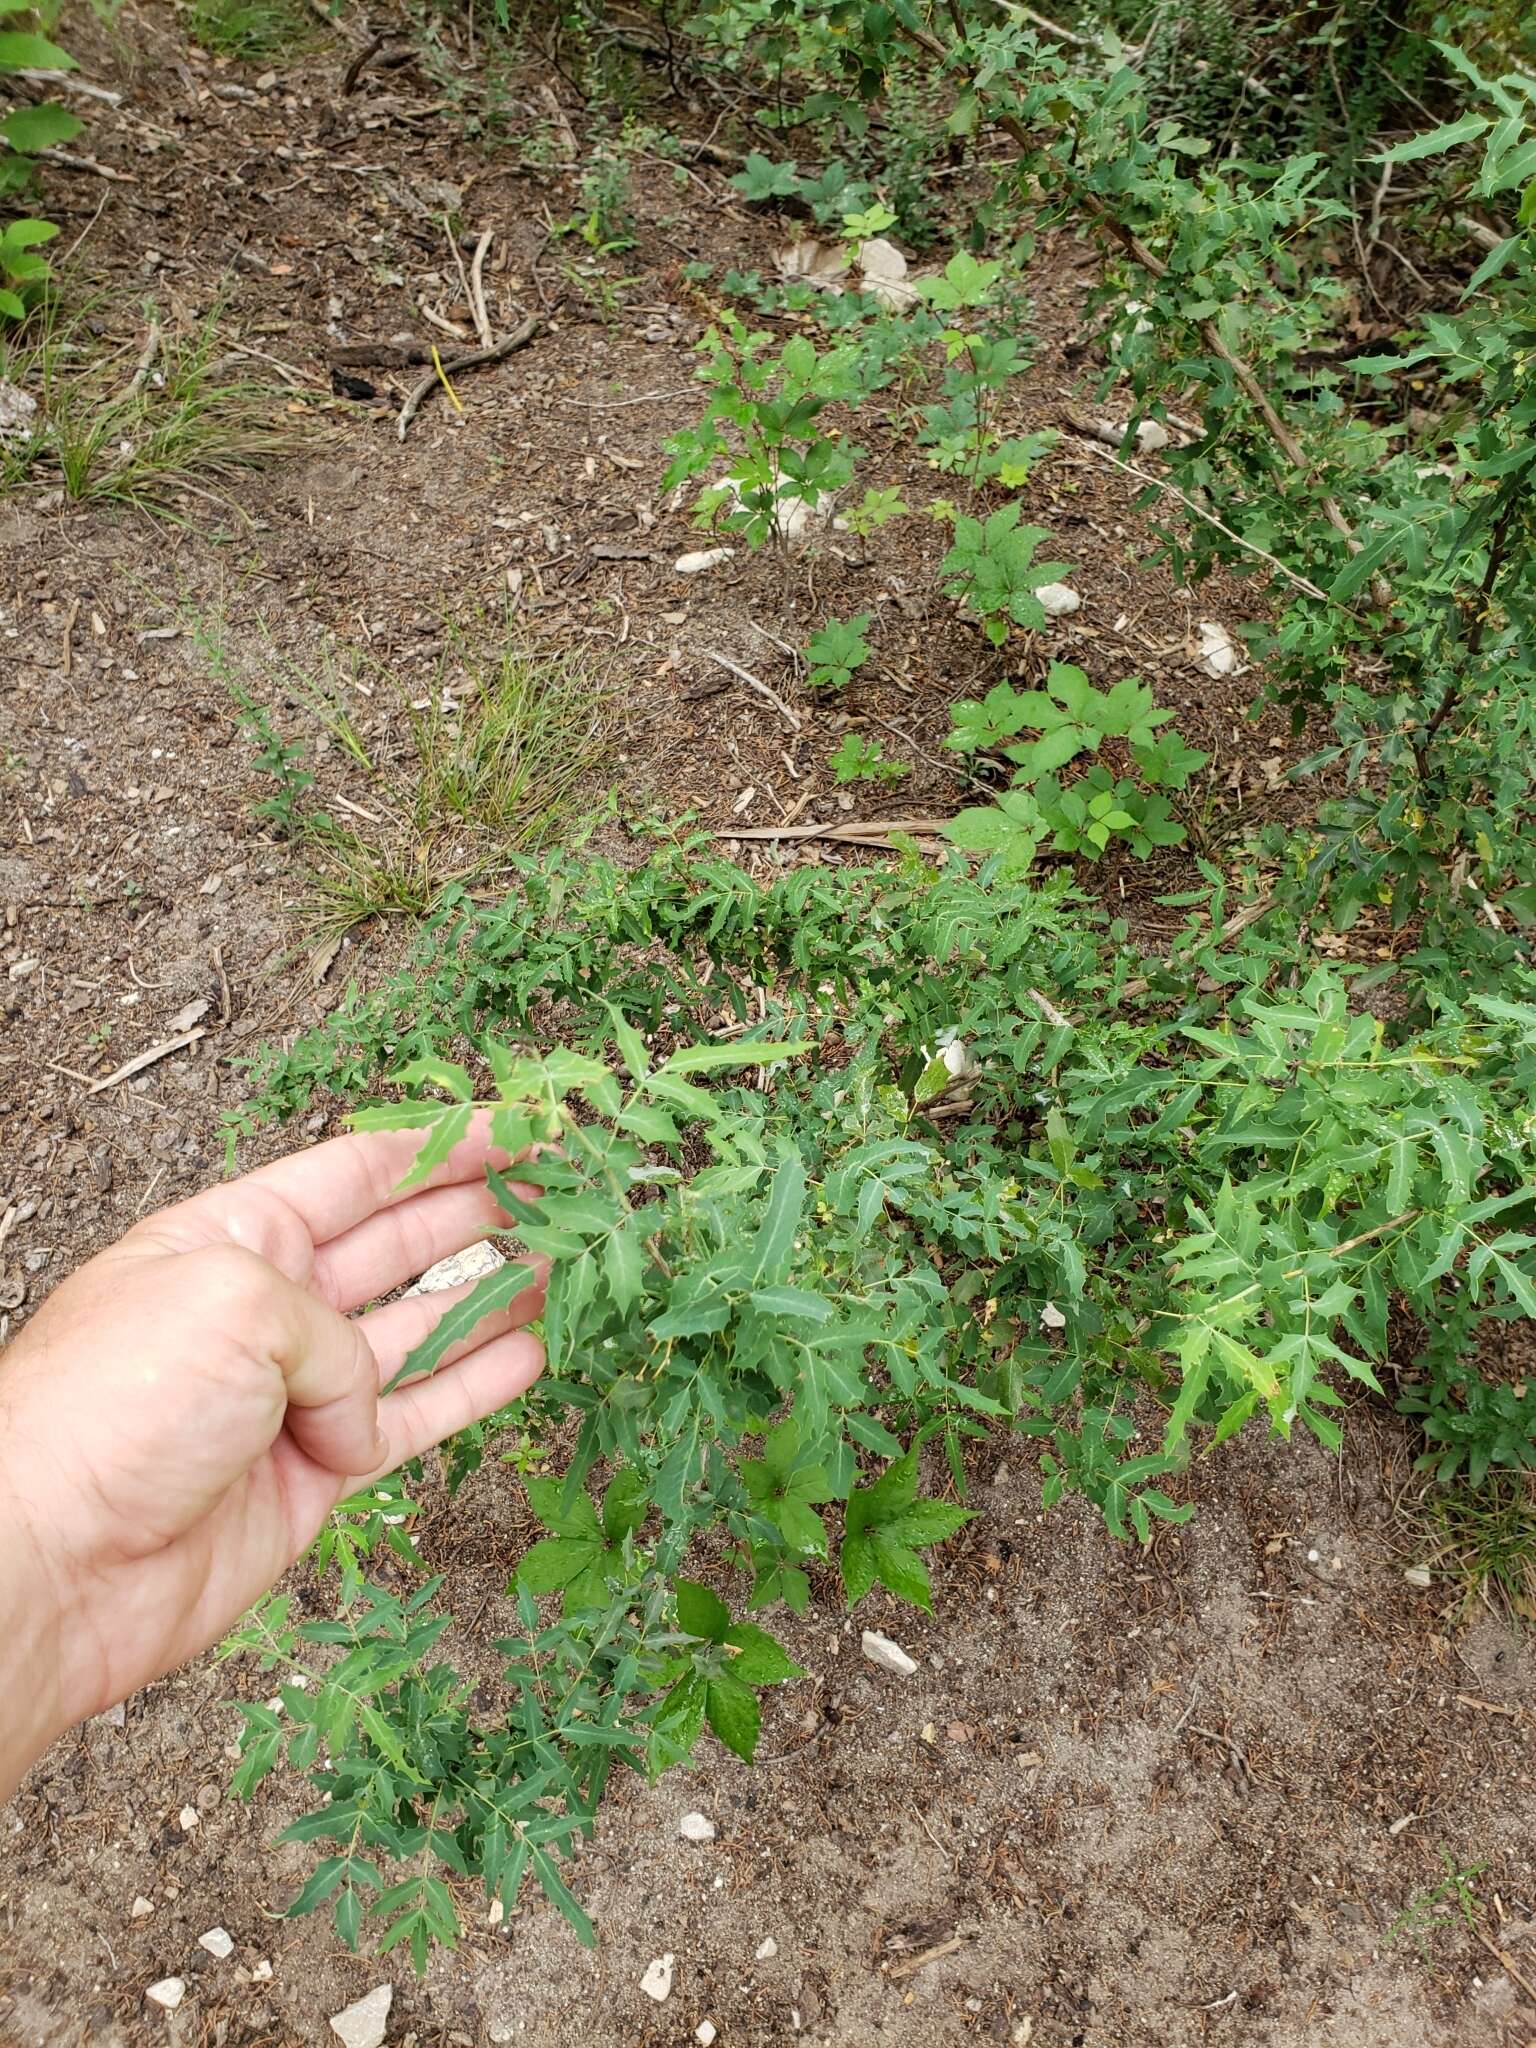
[862,1630,917,1677]
[130,1896,154,1919]
[252,1960,273,1982]
[641,1954,675,2003]
[697,2025,717,2046]
[1404,1564,1432,1590]
[145,1978,185,2011]
[177,1805,200,1832]
[198,1928,234,1960]
[1036,582,1081,619]
[679,1812,717,1844]
[756,1935,778,1961]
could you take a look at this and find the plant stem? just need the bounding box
[1412,484,1522,781]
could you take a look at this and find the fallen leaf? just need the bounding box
[774,239,849,292]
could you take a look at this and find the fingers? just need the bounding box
[356,1257,548,1385]
[237,1110,513,1252]
[373,1329,545,1473]
[262,1267,385,1477]
[311,1173,542,1314]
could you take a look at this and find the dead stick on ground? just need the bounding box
[720,818,952,846]
[1116,895,1276,1001]
[701,649,803,732]
[38,146,132,181]
[468,228,495,348]
[122,320,161,403]
[1186,1724,1253,1780]
[87,1028,206,1096]
[886,1937,965,1981]
[398,316,540,441]
[17,68,123,105]
[1473,1925,1536,2006]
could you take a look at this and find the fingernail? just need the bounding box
[373,1428,390,1467]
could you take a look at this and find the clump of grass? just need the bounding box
[1405,1473,1536,1626]
[1,302,308,513]
[187,0,312,60]
[212,615,611,936]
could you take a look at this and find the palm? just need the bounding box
[2,1118,545,1727]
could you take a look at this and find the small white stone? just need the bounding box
[674,547,734,575]
[488,1896,506,1926]
[679,1811,717,1843]
[1403,1564,1432,1591]
[146,1978,185,2011]
[329,1983,393,2048]
[1036,582,1082,619]
[1091,416,1168,453]
[1040,1302,1067,1331]
[1389,1813,1416,1835]
[756,1935,779,1960]
[252,1960,273,1982]
[178,1805,200,1832]
[1306,1548,1321,1564]
[861,1630,918,1677]
[198,1927,234,1960]
[641,1953,675,2003]
[130,1896,154,1919]
[697,2025,718,2046]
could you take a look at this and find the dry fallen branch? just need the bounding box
[87,1028,206,1096]
[37,146,133,182]
[397,316,540,440]
[468,228,496,349]
[718,818,952,849]
[700,649,802,732]
[16,68,122,105]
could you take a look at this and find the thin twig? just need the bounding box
[468,227,495,348]
[1067,433,1330,603]
[397,316,540,440]
[701,649,802,732]
[554,388,694,409]
[122,320,161,403]
[37,146,132,181]
[720,818,952,847]
[86,1028,206,1096]
[1186,1724,1253,1780]
[16,68,123,105]
[1472,1923,1536,2006]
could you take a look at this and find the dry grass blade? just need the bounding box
[0,301,315,514]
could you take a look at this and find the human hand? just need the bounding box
[0,1118,544,1797]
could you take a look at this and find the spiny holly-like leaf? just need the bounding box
[384,1260,537,1392]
